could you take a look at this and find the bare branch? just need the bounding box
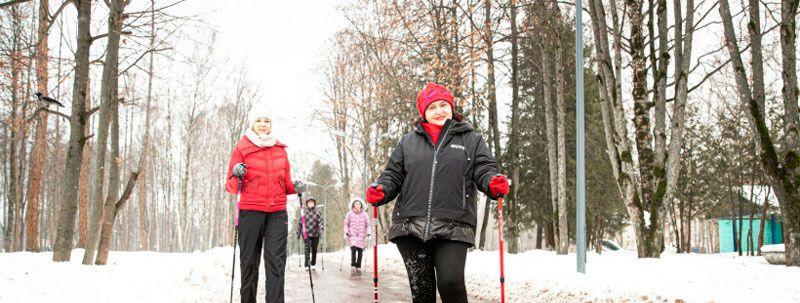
[119,47,172,75]
[48,0,73,23]
[114,171,141,215]
[25,107,70,123]
[125,0,188,16]
[87,105,100,116]
[0,0,31,9]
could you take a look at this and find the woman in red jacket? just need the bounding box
[225,108,297,303]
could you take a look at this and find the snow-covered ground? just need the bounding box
[1,245,798,302]
[449,248,800,302]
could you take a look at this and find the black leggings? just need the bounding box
[395,236,469,303]
[304,236,320,266]
[350,246,364,268]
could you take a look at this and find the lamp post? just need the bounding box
[575,0,587,273]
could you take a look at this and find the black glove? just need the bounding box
[233,163,246,178]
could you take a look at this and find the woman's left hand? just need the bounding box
[489,174,510,198]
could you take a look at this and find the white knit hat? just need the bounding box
[248,106,272,128]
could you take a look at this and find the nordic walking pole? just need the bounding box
[497,196,506,303]
[230,176,242,303]
[299,194,317,303]
[372,204,379,303]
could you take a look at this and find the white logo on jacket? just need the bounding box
[450,144,466,150]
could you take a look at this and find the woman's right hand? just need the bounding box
[366,185,384,204]
[233,163,246,178]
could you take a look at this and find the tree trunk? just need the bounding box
[778,0,800,267]
[97,170,140,264]
[676,199,684,252]
[671,0,695,254]
[84,0,126,265]
[24,0,53,252]
[47,21,66,249]
[541,44,559,253]
[53,0,92,262]
[738,176,747,256]
[748,195,755,256]
[684,181,694,253]
[6,5,24,253]
[545,221,555,249]
[588,0,647,258]
[757,186,771,255]
[95,77,123,264]
[506,0,521,254]
[78,79,91,248]
[479,0,501,250]
[138,0,156,251]
[535,224,543,249]
[555,17,568,255]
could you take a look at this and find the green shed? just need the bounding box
[718,215,783,253]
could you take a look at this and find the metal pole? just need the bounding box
[575,0,587,274]
[323,188,328,253]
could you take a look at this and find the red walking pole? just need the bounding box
[372,205,379,303]
[497,197,506,303]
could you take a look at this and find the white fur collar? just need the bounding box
[245,129,277,147]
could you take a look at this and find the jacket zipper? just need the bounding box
[461,178,467,210]
[423,122,452,240]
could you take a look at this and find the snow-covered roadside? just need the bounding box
[0,248,234,302]
[1,245,798,303]
[365,243,800,303]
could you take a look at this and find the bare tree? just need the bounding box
[83,0,131,265]
[53,0,92,262]
[587,0,696,257]
[718,0,800,266]
[4,4,25,253]
[553,2,568,255]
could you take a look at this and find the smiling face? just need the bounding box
[424,100,453,126]
[252,117,272,135]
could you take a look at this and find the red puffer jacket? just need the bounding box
[225,136,297,213]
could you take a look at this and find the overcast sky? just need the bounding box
[190,1,349,177]
[182,0,732,180]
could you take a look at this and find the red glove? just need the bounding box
[489,175,509,198]
[366,185,385,205]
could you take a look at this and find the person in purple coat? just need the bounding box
[343,198,371,275]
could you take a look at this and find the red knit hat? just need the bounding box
[416,82,454,117]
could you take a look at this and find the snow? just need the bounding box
[373,245,800,303]
[761,244,785,253]
[740,185,780,208]
[1,246,798,302]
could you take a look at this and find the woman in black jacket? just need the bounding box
[366,82,509,303]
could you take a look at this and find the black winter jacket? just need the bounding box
[375,119,499,246]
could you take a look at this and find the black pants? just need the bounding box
[395,236,469,303]
[238,210,288,303]
[304,236,320,266]
[350,246,364,268]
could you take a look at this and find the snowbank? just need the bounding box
[365,244,800,302]
[1,245,798,302]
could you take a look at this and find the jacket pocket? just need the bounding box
[244,177,259,193]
